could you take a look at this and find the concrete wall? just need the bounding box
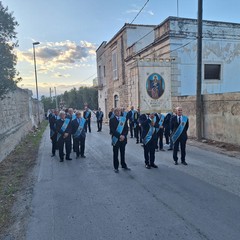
[0,88,44,162]
[172,92,240,145]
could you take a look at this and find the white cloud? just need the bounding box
[17,40,97,73]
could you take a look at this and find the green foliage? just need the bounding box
[0,1,21,99]
[41,95,57,112]
[41,86,98,111]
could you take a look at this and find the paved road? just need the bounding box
[26,123,240,240]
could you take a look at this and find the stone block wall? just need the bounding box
[172,92,240,145]
[0,88,44,162]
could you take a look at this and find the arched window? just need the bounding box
[114,95,119,108]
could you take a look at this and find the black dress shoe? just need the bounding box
[114,169,119,173]
[174,161,178,165]
[150,164,158,168]
[145,164,151,169]
[81,155,86,158]
[76,155,79,159]
[60,159,64,162]
[66,157,72,160]
[122,167,131,170]
[181,162,188,165]
[51,154,55,157]
[168,148,173,151]
[160,149,165,151]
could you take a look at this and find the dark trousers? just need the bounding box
[134,124,140,143]
[85,119,91,133]
[74,136,85,157]
[144,138,155,165]
[173,137,187,163]
[156,129,164,150]
[51,135,57,155]
[113,142,127,170]
[129,121,134,137]
[164,127,170,145]
[97,120,103,131]
[57,136,71,160]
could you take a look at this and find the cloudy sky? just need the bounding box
[3,0,240,97]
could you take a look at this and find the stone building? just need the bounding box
[96,23,156,117]
[97,16,240,117]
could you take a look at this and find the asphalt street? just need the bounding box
[26,122,240,240]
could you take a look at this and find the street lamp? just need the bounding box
[33,41,40,126]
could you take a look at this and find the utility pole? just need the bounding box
[50,87,52,98]
[196,0,203,140]
[177,0,179,17]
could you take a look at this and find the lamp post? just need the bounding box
[33,41,40,126]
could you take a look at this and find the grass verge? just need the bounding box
[0,120,48,236]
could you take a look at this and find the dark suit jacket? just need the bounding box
[108,111,114,119]
[139,114,158,141]
[109,116,128,144]
[71,118,87,139]
[83,111,91,120]
[155,113,166,133]
[56,118,72,139]
[96,111,104,121]
[171,115,189,140]
[127,110,135,123]
[49,114,57,131]
[133,111,140,124]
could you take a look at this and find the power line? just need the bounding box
[84,73,97,81]
[130,0,150,24]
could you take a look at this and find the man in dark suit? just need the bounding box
[127,106,136,138]
[49,109,59,157]
[155,112,165,151]
[139,113,158,169]
[108,108,114,119]
[83,106,91,133]
[96,107,104,132]
[56,111,72,162]
[133,107,141,144]
[109,108,130,173]
[71,111,87,158]
[171,107,189,165]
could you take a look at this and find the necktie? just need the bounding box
[178,116,181,124]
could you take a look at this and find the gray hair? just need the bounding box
[59,111,65,116]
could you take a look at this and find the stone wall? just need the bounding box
[0,88,44,162]
[172,92,240,145]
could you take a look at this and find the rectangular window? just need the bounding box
[204,64,221,80]
[112,50,118,80]
[103,66,106,77]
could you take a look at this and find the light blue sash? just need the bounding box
[50,115,59,137]
[98,111,103,120]
[110,112,115,119]
[171,116,188,144]
[112,117,126,146]
[156,114,165,133]
[131,110,135,121]
[72,114,76,120]
[73,118,86,138]
[85,111,90,119]
[143,124,155,145]
[122,111,127,118]
[57,118,70,141]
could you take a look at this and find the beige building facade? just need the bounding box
[97,16,240,119]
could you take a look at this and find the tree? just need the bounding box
[40,95,56,112]
[0,1,21,99]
